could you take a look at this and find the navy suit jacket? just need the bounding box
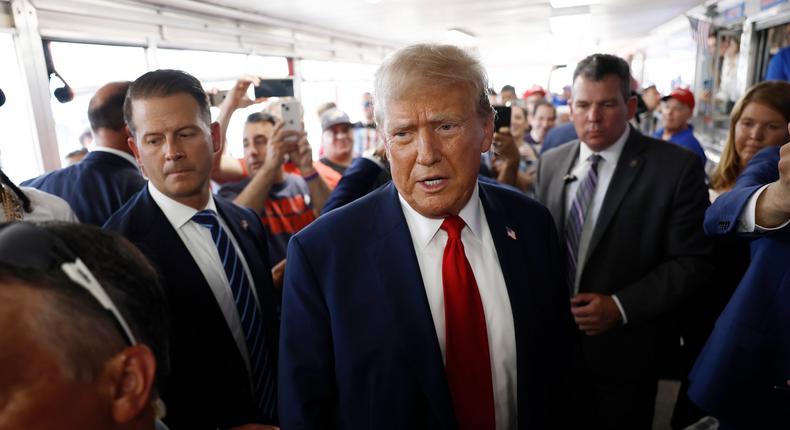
[321,157,390,215]
[22,150,145,226]
[689,146,790,427]
[104,186,279,429]
[280,181,573,429]
[540,122,577,155]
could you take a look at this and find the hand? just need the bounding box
[491,127,519,165]
[260,123,302,174]
[570,293,622,336]
[756,142,790,227]
[293,129,316,174]
[491,127,519,186]
[222,75,266,110]
[271,259,286,290]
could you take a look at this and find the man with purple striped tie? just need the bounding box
[535,54,712,429]
[104,69,281,430]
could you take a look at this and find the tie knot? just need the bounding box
[588,154,602,166]
[440,215,466,240]
[192,209,218,229]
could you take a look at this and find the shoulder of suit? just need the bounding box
[480,181,552,219]
[103,187,151,231]
[296,183,389,242]
[541,139,577,162]
[635,133,700,165]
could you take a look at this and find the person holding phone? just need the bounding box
[216,77,330,272]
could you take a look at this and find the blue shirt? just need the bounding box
[765,45,790,81]
[654,125,707,166]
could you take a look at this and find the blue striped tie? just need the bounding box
[192,210,276,421]
[565,154,602,295]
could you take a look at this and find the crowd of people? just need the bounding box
[0,42,788,430]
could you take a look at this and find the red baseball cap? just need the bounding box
[661,87,695,111]
[522,85,546,100]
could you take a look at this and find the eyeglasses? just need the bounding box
[0,222,137,345]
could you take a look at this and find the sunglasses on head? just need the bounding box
[0,222,137,345]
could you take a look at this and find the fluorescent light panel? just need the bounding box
[550,0,600,8]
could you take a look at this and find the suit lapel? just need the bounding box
[134,188,207,285]
[366,184,456,429]
[479,183,528,313]
[586,130,645,260]
[479,183,542,425]
[546,141,580,233]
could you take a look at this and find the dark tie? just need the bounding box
[440,215,495,430]
[565,154,602,295]
[192,210,276,421]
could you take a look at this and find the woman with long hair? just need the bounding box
[710,80,790,198]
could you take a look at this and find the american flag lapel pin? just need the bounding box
[506,227,517,241]
[240,220,249,231]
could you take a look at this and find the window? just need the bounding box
[0,34,42,182]
[157,48,289,159]
[299,60,378,158]
[48,41,148,161]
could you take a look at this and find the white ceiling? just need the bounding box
[199,0,705,66]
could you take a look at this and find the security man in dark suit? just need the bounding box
[535,54,712,429]
[23,81,145,225]
[104,69,280,430]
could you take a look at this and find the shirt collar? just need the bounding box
[148,181,217,230]
[91,147,138,168]
[398,183,483,250]
[579,125,630,167]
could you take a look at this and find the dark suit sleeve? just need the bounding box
[321,157,385,215]
[704,146,781,236]
[279,234,336,428]
[616,153,713,324]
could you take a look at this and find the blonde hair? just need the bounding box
[710,80,790,191]
[373,43,493,127]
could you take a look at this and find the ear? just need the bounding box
[210,121,222,155]
[127,136,145,176]
[480,114,494,153]
[626,95,638,120]
[105,345,157,424]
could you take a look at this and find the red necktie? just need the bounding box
[440,215,496,430]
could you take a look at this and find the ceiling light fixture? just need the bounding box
[550,0,600,8]
[444,28,478,46]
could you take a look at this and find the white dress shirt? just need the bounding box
[148,182,260,376]
[738,184,790,233]
[91,146,139,168]
[564,126,630,322]
[398,184,517,430]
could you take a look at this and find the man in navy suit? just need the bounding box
[104,70,279,430]
[279,44,573,429]
[23,82,145,225]
[688,143,790,428]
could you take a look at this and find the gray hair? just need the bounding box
[373,43,493,126]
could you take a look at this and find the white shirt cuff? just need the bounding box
[738,184,790,233]
[612,294,628,325]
